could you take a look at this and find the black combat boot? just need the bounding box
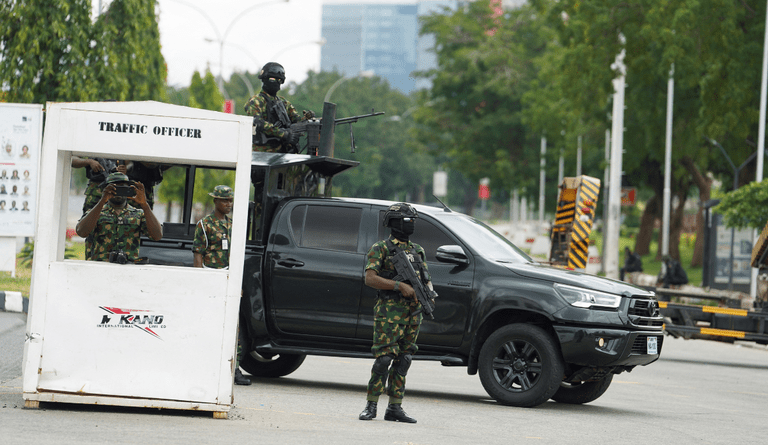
[384,403,416,423]
[359,401,377,420]
[234,368,251,386]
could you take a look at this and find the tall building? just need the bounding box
[321,1,458,94]
[321,1,525,94]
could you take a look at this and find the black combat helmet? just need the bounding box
[383,203,418,228]
[258,62,285,83]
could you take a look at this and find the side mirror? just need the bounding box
[435,245,469,265]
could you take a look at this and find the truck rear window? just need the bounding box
[290,205,362,252]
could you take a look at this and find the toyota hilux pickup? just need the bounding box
[140,151,664,407]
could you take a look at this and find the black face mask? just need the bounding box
[263,79,281,95]
[390,218,415,241]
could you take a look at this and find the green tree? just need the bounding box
[158,70,229,221]
[0,0,95,103]
[714,181,768,230]
[189,70,225,111]
[415,2,554,215]
[91,0,167,101]
[525,0,766,264]
[1,0,166,104]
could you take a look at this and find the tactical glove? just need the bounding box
[281,128,300,147]
[302,109,316,120]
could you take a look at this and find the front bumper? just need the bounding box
[554,326,663,367]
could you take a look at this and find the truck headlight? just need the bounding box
[554,283,622,309]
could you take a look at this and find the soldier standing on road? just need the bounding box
[75,172,163,262]
[244,62,314,153]
[191,185,250,386]
[359,203,434,424]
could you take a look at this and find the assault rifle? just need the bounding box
[253,102,384,156]
[391,249,438,319]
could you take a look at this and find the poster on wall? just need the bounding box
[0,103,44,237]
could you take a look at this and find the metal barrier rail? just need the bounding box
[641,286,742,308]
[659,301,768,343]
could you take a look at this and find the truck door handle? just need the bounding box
[277,258,305,268]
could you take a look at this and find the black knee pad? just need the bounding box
[372,354,394,376]
[393,354,412,376]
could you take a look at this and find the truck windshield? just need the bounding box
[436,213,533,264]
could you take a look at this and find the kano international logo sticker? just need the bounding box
[98,306,166,340]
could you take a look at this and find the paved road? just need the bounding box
[2,310,768,444]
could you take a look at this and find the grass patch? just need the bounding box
[0,258,33,298]
[591,230,702,287]
[0,241,85,299]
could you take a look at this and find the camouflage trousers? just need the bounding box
[366,320,420,402]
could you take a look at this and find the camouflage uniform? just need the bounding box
[81,203,148,262]
[192,213,232,269]
[82,180,103,214]
[364,236,430,403]
[80,158,119,259]
[244,91,302,152]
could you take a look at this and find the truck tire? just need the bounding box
[478,324,564,408]
[551,374,613,404]
[240,351,306,378]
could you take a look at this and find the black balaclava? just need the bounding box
[263,78,281,96]
[260,62,285,96]
[390,218,415,242]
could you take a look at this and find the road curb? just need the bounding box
[0,291,27,313]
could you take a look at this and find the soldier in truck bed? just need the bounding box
[244,62,314,153]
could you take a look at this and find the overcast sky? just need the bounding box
[93,0,412,88]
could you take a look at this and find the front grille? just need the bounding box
[628,297,665,327]
[632,334,664,354]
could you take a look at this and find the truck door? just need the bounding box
[267,202,365,338]
[356,211,473,348]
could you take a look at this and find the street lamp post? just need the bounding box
[207,38,327,99]
[269,38,327,63]
[324,71,375,104]
[168,0,289,95]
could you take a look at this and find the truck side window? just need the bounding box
[377,211,455,262]
[289,204,306,246]
[298,205,362,252]
[413,220,456,262]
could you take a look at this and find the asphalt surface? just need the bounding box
[0,311,25,382]
[3,310,768,444]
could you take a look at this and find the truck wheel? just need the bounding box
[478,324,564,407]
[551,374,613,404]
[239,351,306,378]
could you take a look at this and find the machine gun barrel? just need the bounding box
[334,110,385,126]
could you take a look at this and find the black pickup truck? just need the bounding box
[141,152,664,407]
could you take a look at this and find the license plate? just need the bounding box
[647,336,658,355]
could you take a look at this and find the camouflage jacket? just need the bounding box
[83,203,148,262]
[244,91,301,152]
[366,236,431,325]
[192,213,232,269]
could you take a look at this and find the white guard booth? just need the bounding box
[22,101,252,418]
